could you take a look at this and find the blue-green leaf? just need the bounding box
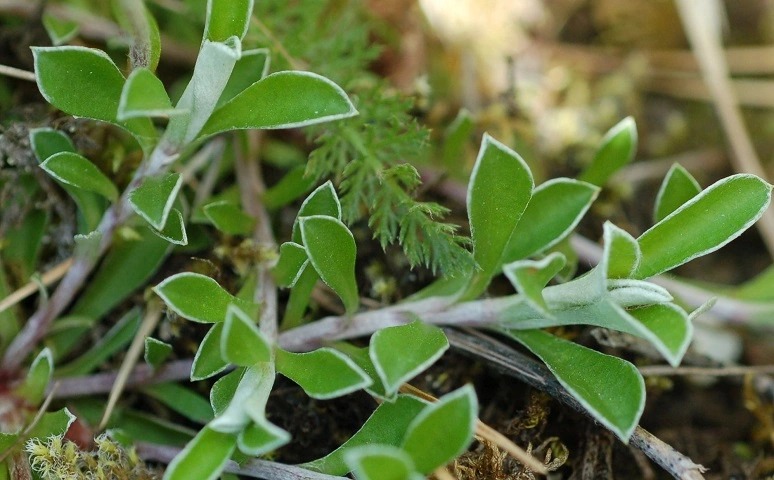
[276,348,371,400]
[201,71,358,135]
[370,320,448,397]
[40,152,118,202]
[503,328,644,442]
[654,163,702,223]
[129,173,183,230]
[466,133,533,298]
[300,216,359,314]
[579,117,637,186]
[401,385,478,474]
[636,174,772,279]
[503,252,566,316]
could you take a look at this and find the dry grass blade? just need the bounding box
[675,0,774,259]
[0,258,74,315]
[99,304,162,430]
[399,384,547,475]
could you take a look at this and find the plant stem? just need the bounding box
[1,139,180,373]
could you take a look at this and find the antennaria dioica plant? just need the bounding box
[0,1,770,479]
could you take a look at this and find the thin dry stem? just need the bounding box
[0,64,35,82]
[99,304,162,430]
[0,258,73,316]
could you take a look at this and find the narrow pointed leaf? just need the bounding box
[204,0,254,42]
[654,163,702,223]
[263,165,317,210]
[579,117,637,186]
[300,215,359,313]
[635,174,772,279]
[276,348,371,400]
[14,348,53,403]
[345,445,423,480]
[304,395,429,475]
[370,320,448,397]
[273,242,308,287]
[292,181,341,243]
[118,67,178,120]
[466,133,534,296]
[145,337,173,369]
[237,419,290,456]
[503,252,566,315]
[164,426,237,480]
[42,13,79,45]
[602,222,640,279]
[503,328,644,442]
[129,173,183,230]
[203,201,256,235]
[280,263,319,329]
[29,128,76,160]
[401,385,478,474]
[142,383,214,423]
[201,71,358,135]
[217,49,271,108]
[221,305,271,366]
[504,179,599,262]
[40,152,118,202]
[150,208,188,246]
[191,324,229,381]
[154,272,255,323]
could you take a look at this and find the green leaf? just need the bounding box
[300,215,359,314]
[466,133,534,297]
[56,308,140,376]
[263,165,316,210]
[33,46,124,123]
[73,230,103,262]
[203,201,256,235]
[503,252,566,316]
[304,395,429,475]
[370,320,448,397]
[150,208,188,246]
[164,426,237,480]
[14,348,53,404]
[345,445,424,480]
[201,71,358,135]
[273,242,308,288]
[211,368,244,416]
[143,383,214,424]
[40,152,118,202]
[32,46,157,149]
[29,128,76,160]
[221,305,272,367]
[154,272,255,323]
[578,117,637,186]
[654,163,702,223]
[129,173,183,230]
[602,222,640,279]
[118,67,178,120]
[204,0,254,42]
[503,179,599,262]
[145,337,173,369]
[167,39,241,144]
[211,363,276,433]
[503,328,644,442]
[27,408,76,440]
[275,348,371,400]
[333,343,387,399]
[401,385,478,474]
[635,174,772,279]
[280,263,319,329]
[237,419,290,456]
[217,49,271,109]
[627,303,693,367]
[442,108,474,168]
[42,13,79,45]
[292,180,341,243]
[191,323,229,381]
[72,226,170,320]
